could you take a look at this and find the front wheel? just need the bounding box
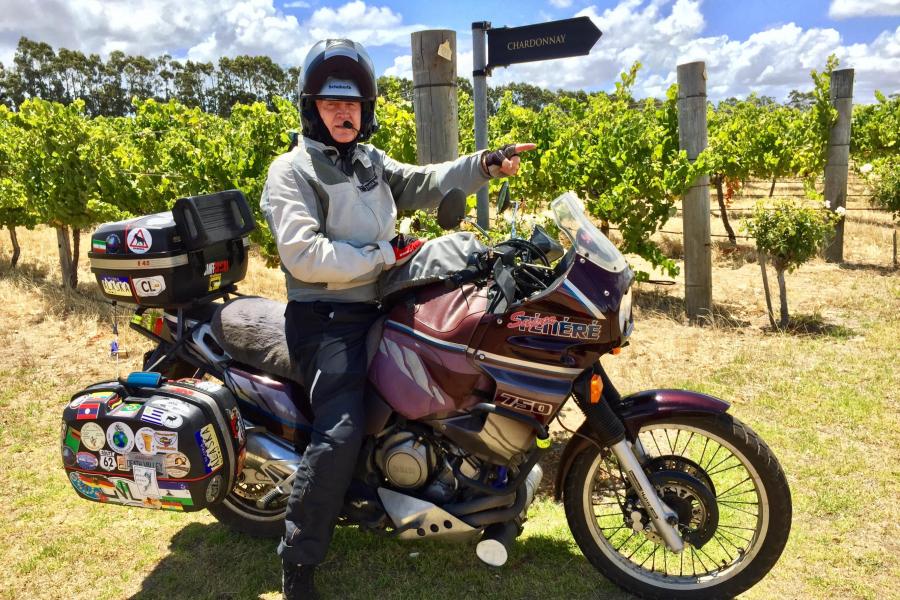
[564,413,791,600]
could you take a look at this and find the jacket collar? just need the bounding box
[303,137,372,169]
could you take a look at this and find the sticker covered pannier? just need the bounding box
[61,376,245,512]
[88,189,255,307]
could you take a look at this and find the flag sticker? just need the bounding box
[77,402,101,420]
[64,427,81,453]
[92,239,106,253]
[140,406,169,426]
[126,227,152,254]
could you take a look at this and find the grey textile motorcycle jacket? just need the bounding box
[261,137,491,303]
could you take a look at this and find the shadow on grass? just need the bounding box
[0,257,114,323]
[633,288,752,330]
[129,518,634,600]
[764,314,857,339]
[837,262,898,275]
[712,241,758,269]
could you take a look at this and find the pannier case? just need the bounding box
[88,189,255,307]
[61,378,246,512]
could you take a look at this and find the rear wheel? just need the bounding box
[144,345,287,537]
[563,413,791,600]
[207,483,287,538]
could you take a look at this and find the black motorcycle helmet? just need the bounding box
[298,39,379,143]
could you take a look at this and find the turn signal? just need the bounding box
[590,374,603,404]
[611,347,622,355]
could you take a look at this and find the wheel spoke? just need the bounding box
[696,545,724,571]
[650,431,664,457]
[701,443,722,471]
[717,524,758,532]
[717,527,753,545]
[715,476,753,499]
[718,499,760,506]
[627,538,650,560]
[698,436,711,466]
[614,531,637,551]
[715,531,745,552]
[712,533,737,562]
[717,503,759,517]
[708,462,747,477]
[705,452,734,474]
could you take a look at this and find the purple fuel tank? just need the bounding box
[368,284,493,420]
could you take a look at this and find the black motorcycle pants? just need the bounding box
[278,300,381,565]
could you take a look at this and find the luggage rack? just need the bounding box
[129,284,243,376]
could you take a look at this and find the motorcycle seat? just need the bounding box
[210,296,385,387]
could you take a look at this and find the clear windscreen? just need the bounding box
[550,192,628,273]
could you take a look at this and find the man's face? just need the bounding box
[316,99,362,144]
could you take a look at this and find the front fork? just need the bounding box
[609,439,684,553]
[575,365,685,553]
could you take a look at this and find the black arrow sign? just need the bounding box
[486,17,602,70]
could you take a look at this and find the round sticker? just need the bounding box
[135,426,157,455]
[165,452,191,478]
[126,227,152,254]
[206,474,223,503]
[80,422,106,451]
[62,445,76,467]
[105,233,121,253]
[106,422,135,454]
[76,452,99,470]
[159,412,184,429]
[147,398,192,416]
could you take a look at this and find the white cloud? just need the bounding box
[284,0,311,7]
[0,0,420,70]
[549,0,574,8]
[0,0,895,103]
[480,1,897,102]
[384,54,412,78]
[829,0,900,19]
[307,0,423,47]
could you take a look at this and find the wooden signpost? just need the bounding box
[472,18,602,227]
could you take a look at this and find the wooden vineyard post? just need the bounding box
[677,62,713,322]
[823,68,854,263]
[411,30,459,165]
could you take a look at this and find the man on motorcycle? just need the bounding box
[260,38,534,599]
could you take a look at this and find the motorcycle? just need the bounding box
[71,186,791,599]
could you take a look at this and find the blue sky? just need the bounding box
[1,0,898,101]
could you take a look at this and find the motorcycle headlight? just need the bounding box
[618,288,633,338]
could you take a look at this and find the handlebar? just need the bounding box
[445,262,485,289]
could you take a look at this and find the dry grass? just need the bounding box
[0,204,898,600]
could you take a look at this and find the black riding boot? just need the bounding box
[282,560,318,600]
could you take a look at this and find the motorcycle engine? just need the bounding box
[375,431,437,490]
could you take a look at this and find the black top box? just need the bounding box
[89,190,255,307]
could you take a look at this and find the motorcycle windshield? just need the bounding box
[551,192,628,273]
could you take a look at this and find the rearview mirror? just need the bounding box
[437,188,467,229]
